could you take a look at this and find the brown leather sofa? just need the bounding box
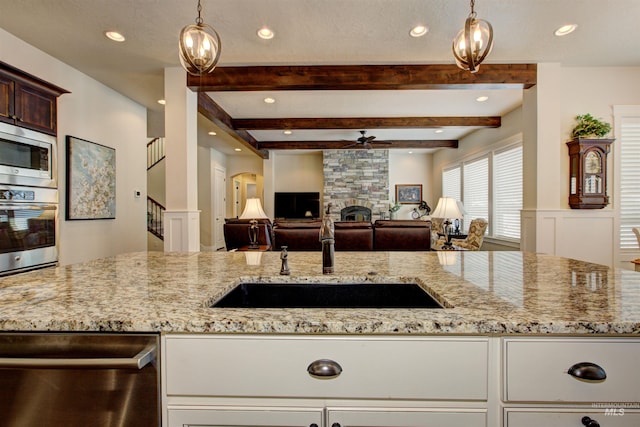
[223,218,273,250]
[373,220,432,251]
[272,220,322,251]
[271,219,431,251]
[335,221,374,251]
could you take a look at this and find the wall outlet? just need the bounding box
[134,190,141,198]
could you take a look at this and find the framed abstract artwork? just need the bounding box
[396,184,422,204]
[65,136,116,220]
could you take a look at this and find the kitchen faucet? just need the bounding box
[320,203,335,274]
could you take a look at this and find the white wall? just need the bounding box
[0,28,148,266]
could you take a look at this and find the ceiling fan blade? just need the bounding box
[364,136,376,143]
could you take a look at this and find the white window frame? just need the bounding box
[440,134,523,245]
[613,105,640,265]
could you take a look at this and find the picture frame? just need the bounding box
[395,184,422,204]
[66,136,116,220]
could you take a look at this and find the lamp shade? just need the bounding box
[240,198,268,219]
[431,197,464,219]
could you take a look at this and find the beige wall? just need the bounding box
[0,28,148,266]
[431,64,640,266]
[389,151,433,220]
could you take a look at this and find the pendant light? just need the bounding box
[179,0,221,76]
[452,0,493,73]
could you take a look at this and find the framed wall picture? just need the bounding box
[396,184,422,204]
[66,136,116,220]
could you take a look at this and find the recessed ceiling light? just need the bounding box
[283,130,292,135]
[409,25,428,38]
[208,131,217,136]
[157,99,166,105]
[434,129,444,134]
[555,24,578,36]
[408,151,414,154]
[257,27,274,40]
[105,31,125,42]
[263,97,275,104]
[234,148,242,152]
[476,96,489,102]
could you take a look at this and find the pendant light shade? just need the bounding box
[179,0,221,76]
[452,0,493,73]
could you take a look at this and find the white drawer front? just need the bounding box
[165,335,488,400]
[167,406,324,427]
[504,338,640,402]
[328,408,487,427]
[506,408,640,427]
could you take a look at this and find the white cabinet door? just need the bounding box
[167,406,323,427]
[326,408,487,427]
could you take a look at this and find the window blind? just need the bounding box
[463,157,489,231]
[493,145,523,239]
[442,166,461,200]
[620,120,640,249]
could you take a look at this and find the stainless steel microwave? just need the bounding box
[0,122,57,188]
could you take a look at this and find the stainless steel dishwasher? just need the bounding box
[0,332,159,427]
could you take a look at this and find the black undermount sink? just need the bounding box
[211,282,443,309]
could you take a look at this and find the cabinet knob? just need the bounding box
[307,358,342,379]
[568,362,607,382]
[581,416,600,427]
[332,424,341,427]
[309,424,318,427]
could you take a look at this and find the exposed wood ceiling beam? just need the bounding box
[197,93,269,159]
[233,116,500,130]
[189,64,537,91]
[257,140,458,150]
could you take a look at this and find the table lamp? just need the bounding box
[431,197,464,250]
[239,198,268,249]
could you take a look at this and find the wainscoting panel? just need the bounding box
[521,209,615,267]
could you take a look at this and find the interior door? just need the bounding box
[214,166,226,250]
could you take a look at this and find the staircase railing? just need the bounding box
[147,196,165,240]
[147,137,165,170]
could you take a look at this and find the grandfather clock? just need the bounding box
[566,138,614,209]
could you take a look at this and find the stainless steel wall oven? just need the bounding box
[0,185,58,275]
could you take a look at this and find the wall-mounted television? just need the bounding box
[274,192,320,219]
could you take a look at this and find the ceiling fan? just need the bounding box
[343,130,392,149]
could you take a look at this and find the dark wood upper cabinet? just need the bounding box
[0,61,69,136]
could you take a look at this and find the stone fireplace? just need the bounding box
[323,149,389,221]
[340,205,372,221]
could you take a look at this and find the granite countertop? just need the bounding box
[1,250,640,335]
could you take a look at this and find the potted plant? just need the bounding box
[389,200,401,220]
[571,113,612,139]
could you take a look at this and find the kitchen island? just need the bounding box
[2,251,640,427]
[1,250,640,334]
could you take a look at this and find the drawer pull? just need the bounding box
[581,416,600,427]
[332,424,341,427]
[568,362,607,382]
[307,359,342,379]
[310,424,318,427]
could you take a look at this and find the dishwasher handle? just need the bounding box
[0,343,156,370]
